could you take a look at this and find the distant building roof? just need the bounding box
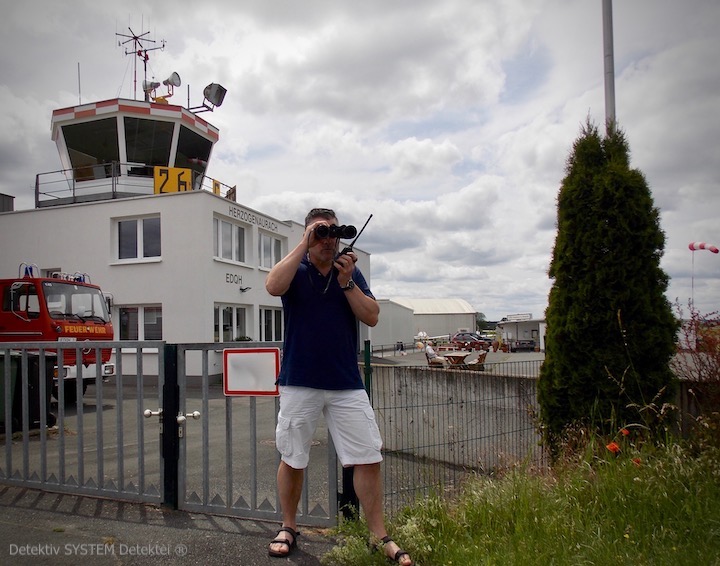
[389,298,476,315]
[496,318,546,326]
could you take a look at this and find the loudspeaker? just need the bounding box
[163,72,181,87]
[142,80,161,93]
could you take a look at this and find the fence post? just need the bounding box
[364,339,373,398]
[161,343,180,509]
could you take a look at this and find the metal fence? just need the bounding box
[0,342,338,526]
[0,341,163,503]
[368,362,547,513]
[173,343,339,526]
[3,343,708,524]
[0,343,548,523]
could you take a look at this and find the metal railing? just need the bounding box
[34,162,235,208]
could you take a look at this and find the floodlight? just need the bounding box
[188,83,228,113]
[203,83,227,108]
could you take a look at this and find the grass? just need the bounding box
[321,438,720,565]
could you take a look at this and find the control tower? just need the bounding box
[37,28,227,208]
[40,93,224,207]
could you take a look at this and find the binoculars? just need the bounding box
[314,224,357,240]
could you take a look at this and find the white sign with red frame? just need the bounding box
[223,347,280,396]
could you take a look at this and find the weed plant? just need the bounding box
[321,437,720,565]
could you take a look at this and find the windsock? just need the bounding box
[689,242,719,254]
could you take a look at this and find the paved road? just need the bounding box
[0,484,336,565]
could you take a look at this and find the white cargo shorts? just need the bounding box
[275,386,383,469]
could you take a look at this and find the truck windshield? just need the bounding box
[43,281,110,323]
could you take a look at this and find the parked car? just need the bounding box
[510,339,536,352]
[450,332,491,351]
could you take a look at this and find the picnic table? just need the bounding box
[444,352,470,365]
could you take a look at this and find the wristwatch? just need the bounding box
[342,280,356,292]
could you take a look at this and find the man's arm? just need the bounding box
[265,219,330,296]
[265,232,309,297]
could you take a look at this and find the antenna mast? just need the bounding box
[116,27,166,101]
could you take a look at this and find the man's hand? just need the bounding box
[305,219,329,250]
[334,251,357,288]
[267,219,333,296]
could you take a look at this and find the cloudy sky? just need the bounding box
[1,0,718,320]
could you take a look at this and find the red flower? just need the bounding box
[632,458,642,467]
[606,441,621,454]
[620,428,630,436]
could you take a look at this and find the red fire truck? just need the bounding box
[0,263,115,404]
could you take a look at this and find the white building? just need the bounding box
[373,300,416,348]
[379,298,477,342]
[496,314,546,352]
[0,97,371,375]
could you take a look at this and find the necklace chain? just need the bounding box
[307,256,334,294]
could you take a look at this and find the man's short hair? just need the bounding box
[304,208,337,227]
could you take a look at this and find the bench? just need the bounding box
[425,352,446,366]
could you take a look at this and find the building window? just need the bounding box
[214,304,248,341]
[259,233,282,268]
[61,118,119,180]
[124,117,174,174]
[259,307,283,341]
[214,218,246,263]
[119,305,163,340]
[175,126,212,176]
[117,216,161,260]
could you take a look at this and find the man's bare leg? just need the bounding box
[269,461,304,555]
[353,463,412,566]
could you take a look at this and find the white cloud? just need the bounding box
[385,138,462,179]
[1,0,719,319]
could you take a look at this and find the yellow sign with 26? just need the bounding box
[153,166,192,194]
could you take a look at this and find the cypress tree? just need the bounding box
[538,121,678,454]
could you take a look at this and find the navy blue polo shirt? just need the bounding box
[277,256,374,390]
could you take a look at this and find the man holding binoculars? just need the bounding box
[265,208,412,565]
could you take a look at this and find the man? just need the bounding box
[425,340,446,365]
[265,208,412,566]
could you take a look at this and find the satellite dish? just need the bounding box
[163,72,181,87]
[142,80,161,93]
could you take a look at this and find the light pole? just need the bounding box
[602,0,616,132]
